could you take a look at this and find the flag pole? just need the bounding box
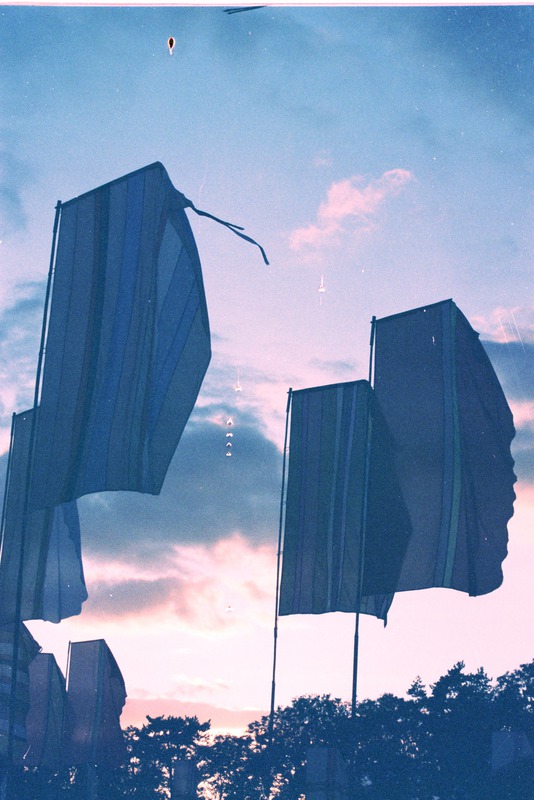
[351,316,376,718]
[5,201,62,792]
[0,415,16,798]
[267,389,292,768]
[0,415,16,562]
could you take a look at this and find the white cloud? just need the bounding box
[80,534,275,636]
[471,305,534,345]
[312,150,333,168]
[510,400,534,432]
[289,168,415,251]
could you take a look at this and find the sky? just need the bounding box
[0,3,533,734]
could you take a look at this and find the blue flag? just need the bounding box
[0,410,87,624]
[279,380,410,622]
[63,640,126,767]
[21,653,67,768]
[374,299,516,596]
[30,162,211,511]
[0,624,40,761]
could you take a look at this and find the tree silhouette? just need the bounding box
[125,714,210,798]
[198,733,264,800]
[11,660,534,798]
[246,694,351,799]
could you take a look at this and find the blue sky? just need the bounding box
[0,4,533,732]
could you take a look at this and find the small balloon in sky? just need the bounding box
[167,37,175,56]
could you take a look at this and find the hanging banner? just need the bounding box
[30,162,211,511]
[279,380,410,621]
[374,299,516,596]
[0,409,87,624]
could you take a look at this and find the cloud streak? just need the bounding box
[121,696,263,733]
[289,169,415,251]
[0,149,31,236]
[78,533,275,636]
[0,283,44,450]
[474,305,534,347]
[77,408,281,559]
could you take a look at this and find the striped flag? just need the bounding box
[30,162,211,512]
[279,380,410,621]
[0,409,87,624]
[21,652,67,768]
[0,624,40,761]
[63,639,126,767]
[373,299,516,596]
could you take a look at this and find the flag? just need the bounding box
[0,409,87,624]
[30,162,211,512]
[305,746,348,800]
[63,639,127,767]
[20,653,67,768]
[0,623,40,761]
[173,761,198,800]
[278,380,411,621]
[373,299,516,596]
[492,731,533,772]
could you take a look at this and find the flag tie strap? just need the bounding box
[184,200,270,266]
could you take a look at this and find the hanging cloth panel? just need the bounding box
[373,299,516,596]
[279,380,410,621]
[63,639,127,767]
[21,652,67,768]
[0,623,41,761]
[0,409,87,624]
[30,162,211,511]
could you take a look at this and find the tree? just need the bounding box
[13,660,534,799]
[126,715,210,798]
[198,733,264,800]
[247,694,352,800]
[353,691,423,799]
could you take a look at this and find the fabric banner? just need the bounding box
[0,623,41,761]
[63,639,127,767]
[173,761,198,799]
[373,299,516,596]
[20,652,67,768]
[306,746,348,800]
[491,731,533,772]
[30,162,211,511]
[0,409,87,624]
[278,380,410,621]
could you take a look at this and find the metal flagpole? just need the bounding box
[267,389,292,782]
[350,317,376,800]
[0,415,16,799]
[351,316,376,718]
[0,415,16,564]
[5,201,62,798]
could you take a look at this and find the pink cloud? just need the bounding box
[81,534,275,634]
[289,168,414,251]
[471,305,534,345]
[510,400,534,432]
[121,697,264,733]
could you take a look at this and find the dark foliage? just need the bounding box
[10,660,534,799]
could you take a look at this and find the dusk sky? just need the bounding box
[0,3,533,734]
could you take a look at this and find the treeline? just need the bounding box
[13,659,534,799]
